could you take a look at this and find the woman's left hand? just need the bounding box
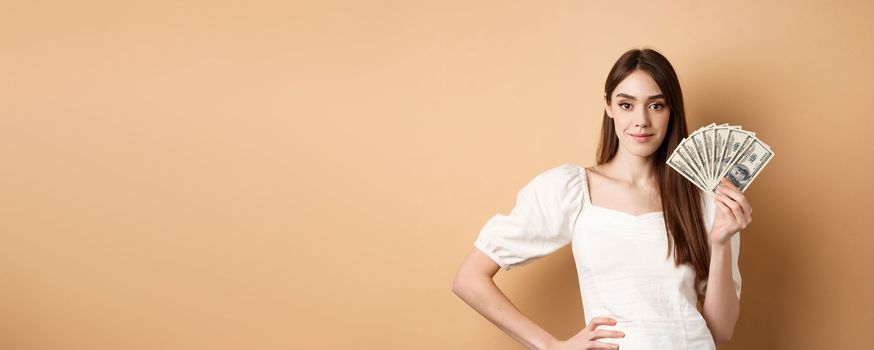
[711,177,752,246]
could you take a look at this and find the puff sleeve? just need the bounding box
[474,163,586,270]
[700,190,743,299]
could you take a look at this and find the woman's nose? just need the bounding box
[633,109,651,127]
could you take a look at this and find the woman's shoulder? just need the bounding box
[541,162,584,177]
[530,162,585,186]
[523,162,587,203]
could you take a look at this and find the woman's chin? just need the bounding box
[620,144,660,158]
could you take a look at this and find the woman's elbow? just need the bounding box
[452,249,500,296]
[713,330,734,346]
[451,274,468,296]
[451,269,479,297]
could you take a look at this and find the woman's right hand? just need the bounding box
[547,317,625,350]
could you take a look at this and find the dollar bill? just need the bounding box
[710,138,774,192]
[668,148,707,192]
[666,123,774,193]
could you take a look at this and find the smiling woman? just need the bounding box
[606,71,671,148]
[452,48,745,350]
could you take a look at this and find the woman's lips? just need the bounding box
[629,133,654,142]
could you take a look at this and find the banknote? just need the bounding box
[667,149,707,191]
[713,138,774,192]
[667,124,774,193]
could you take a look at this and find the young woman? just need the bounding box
[451,48,750,350]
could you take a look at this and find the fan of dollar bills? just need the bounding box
[667,123,774,193]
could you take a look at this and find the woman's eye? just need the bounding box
[649,103,665,110]
[619,102,632,110]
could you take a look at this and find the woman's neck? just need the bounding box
[597,148,657,187]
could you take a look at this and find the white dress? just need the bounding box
[474,163,742,349]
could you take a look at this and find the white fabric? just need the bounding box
[474,163,741,349]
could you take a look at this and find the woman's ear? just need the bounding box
[604,95,613,118]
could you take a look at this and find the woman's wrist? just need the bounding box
[710,232,734,249]
[538,335,560,350]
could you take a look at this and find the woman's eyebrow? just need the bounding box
[615,93,666,100]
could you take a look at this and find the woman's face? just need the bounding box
[605,69,671,159]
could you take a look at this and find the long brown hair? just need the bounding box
[595,48,711,304]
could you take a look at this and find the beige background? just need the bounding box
[2,1,873,349]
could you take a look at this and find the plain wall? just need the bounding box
[2,1,873,349]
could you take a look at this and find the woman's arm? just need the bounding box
[451,248,560,350]
[703,177,751,345]
[702,241,740,345]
